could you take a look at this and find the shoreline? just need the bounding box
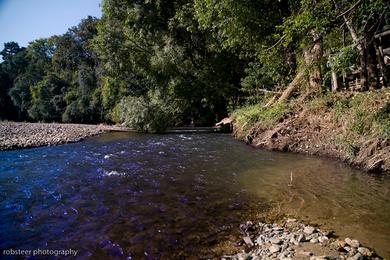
[237,126,390,176]
[0,122,132,151]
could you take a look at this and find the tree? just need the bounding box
[28,73,69,122]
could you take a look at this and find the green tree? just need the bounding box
[28,73,69,122]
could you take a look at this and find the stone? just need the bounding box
[256,236,264,245]
[346,252,362,260]
[345,238,352,246]
[304,226,316,235]
[270,237,281,244]
[286,218,297,222]
[298,250,313,256]
[243,236,254,247]
[357,247,372,257]
[310,256,328,260]
[318,236,329,243]
[337,240,347,248]
[269,245,281,254]
[310,238,318,243]
[350,240,360,248]
[297,234,304,242]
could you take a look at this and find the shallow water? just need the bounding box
[0,133,389,258]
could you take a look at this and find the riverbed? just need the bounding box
[0,133,389,258]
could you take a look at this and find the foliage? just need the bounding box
[113,90,180,133]
[233,102,290,128]
[375,101,390,137]
[0,0,389,133]
[28,73,69,122]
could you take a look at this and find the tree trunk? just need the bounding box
[303,34,323,92]
[277,71,304,103]
[367,41,379,90]
[359,45,368,91]
[331,70,339,91]
[342,11,368,91]
[374,40,389,88]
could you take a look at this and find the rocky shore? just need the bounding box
[225,219,381,260]
[0,122,130,150]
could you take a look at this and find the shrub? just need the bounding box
[233,102,290,129]
[113,90,180,133]
[375,101,390,137]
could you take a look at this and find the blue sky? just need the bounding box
[0,0,102,50]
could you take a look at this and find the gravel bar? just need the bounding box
[0,122,130,150]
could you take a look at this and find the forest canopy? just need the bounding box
[1,0,389,132]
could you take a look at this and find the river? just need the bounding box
[1,133,389,258]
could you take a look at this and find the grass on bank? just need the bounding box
[232,101,291,139]
[232,89,390,159]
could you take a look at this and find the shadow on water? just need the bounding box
[0,132,389,258]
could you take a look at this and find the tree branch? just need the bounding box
[265,35,286,51]
[336,0,363,18]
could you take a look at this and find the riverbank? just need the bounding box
[225,219,382,259]
[232,90,390,174]
[0,122,131,150]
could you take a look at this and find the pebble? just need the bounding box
[357,247,372,256]
[318,236,329,243]
[270,237,281,244]
[226,220,379,260]
[350,240,360,248]
[304,226,316,235]
[347,252,362,260]
[243,236,254,247]
[269,245,281,253]
[297,233,304,242]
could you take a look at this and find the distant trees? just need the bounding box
[0,0,388,129]
[0,16,102,123]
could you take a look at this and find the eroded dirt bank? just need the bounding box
[0,122,130,150]
[232,90,390,174]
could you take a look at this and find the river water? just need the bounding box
[0,133,389,258]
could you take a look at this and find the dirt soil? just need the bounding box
[233,96,390,175]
